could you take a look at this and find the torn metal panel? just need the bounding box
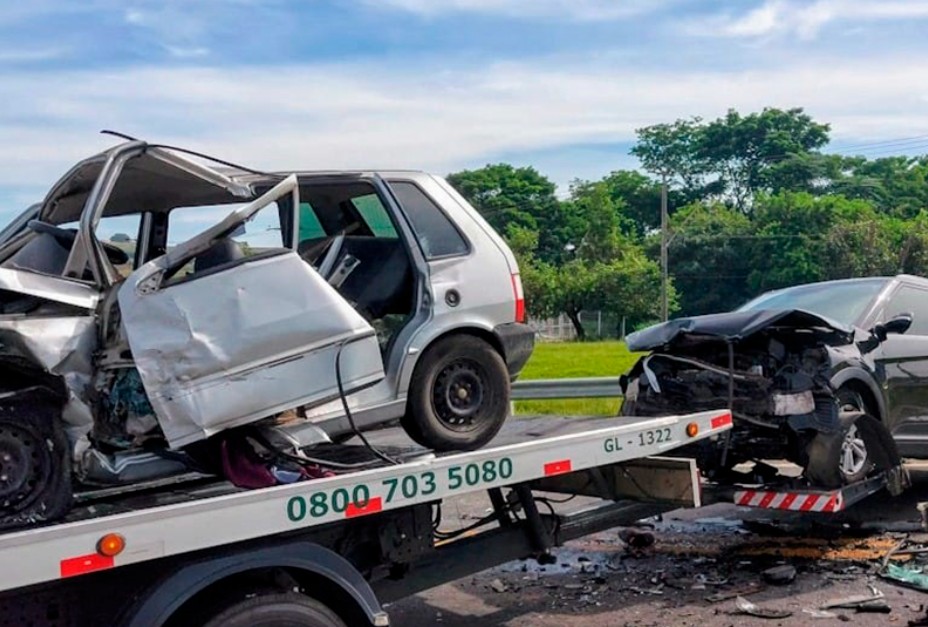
[0,268,99,310]
[0,315,97,452]
[120,251,385,448]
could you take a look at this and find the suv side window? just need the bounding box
[884,284,928,334]
[389,181,468,259]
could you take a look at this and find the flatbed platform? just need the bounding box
[0,411,731,594]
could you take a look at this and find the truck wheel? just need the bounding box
[0,401,71,529]
[200,592,346,627]
[403,335,509,451]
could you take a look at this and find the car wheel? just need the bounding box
[404,335,510,451]
[804,411,876,488]
[0,400,71,529]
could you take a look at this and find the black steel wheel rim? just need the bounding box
[433,360,487,431]
[0,424,46,509]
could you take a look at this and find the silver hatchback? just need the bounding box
[0,139,533,527]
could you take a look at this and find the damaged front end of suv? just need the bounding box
[620,309,905,489]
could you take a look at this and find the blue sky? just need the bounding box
[4,0,928,231]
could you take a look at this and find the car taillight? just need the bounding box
[511,273,525,323]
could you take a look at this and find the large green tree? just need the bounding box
[447,164,581,264]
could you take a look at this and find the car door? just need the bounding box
[118,175,385,448]
[870,282,928,449]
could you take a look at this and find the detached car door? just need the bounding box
[118,175,385,448]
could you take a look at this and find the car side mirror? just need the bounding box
[871,313,914,342]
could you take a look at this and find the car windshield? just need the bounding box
[737,278,889,326]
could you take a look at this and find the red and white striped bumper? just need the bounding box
[734,489,844,513]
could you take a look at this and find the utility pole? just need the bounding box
[660,176,669,322]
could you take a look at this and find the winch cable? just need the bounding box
[334,341,402,466]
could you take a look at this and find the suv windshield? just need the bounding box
[737,278,889,326]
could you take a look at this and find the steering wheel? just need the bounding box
[27,220,130,266]
[316,234,345,279]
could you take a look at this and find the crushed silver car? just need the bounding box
[0,138,533,528]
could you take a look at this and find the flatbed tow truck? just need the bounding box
[0,410,732,627]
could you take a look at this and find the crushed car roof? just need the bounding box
[625,309,854,352]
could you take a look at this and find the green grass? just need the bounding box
[514,341,642,417]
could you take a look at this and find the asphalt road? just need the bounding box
[384,461,928,626]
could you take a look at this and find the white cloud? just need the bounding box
[690,0,928,40]
[366,0,669,21]
[0,47,67,62]
[2,54,928,198]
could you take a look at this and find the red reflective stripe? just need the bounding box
[779,493,798,510]
[345,497,383,519]
[823,494,839,512]
[710,413,732,429]
[544,460,572,476]
[799,495,818,512]
[736,491,755,506]
[758,492,777,508]
[60,554,114,578]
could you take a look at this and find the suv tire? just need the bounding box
[403,335,509,451]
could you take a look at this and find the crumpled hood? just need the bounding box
[626,309,854,352]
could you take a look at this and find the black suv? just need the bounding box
[620,275,925,488]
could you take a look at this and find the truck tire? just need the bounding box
[403,335,509,451]
[200,592,346,627]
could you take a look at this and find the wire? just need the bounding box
[335,341,401,466]
[98,129,276,177]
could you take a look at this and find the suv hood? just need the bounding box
[626,309,855,352]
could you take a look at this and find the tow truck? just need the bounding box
[0,410,731,627]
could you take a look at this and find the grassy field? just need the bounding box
[514,341,642,417]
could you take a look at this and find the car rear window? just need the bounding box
[389,181,468,259]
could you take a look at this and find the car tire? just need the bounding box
[804,411,878,488]
[0,397,72,529]
[199,592,346,627]
[404,335,510,451]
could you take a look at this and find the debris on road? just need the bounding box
[762,564,797,585]
[734,595,793,619]
[803,608,839,619]
[705,582,764,603]
[821,585,890,613]
[618,527,656,551]
[884,563,928,591]
[489,578,509,593]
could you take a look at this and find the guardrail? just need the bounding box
[511,376,622,400]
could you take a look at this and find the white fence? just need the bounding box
[529,311,629,341]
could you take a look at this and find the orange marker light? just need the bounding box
[97,533,126,558]
[686,423,699,438]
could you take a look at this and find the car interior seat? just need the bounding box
[2,233,72,276]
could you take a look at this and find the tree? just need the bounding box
[570,170,672,236]
[447,164,582,264]
[697,107,830,211]
[632,117,711,194]
[661,202,754,315]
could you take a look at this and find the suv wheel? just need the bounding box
[403,335,509,451]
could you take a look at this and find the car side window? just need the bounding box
[388,181,468,259]
[351,194,398,238]
[97,215,141,277]
[230,203,285,255]
[884,285,928,335]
